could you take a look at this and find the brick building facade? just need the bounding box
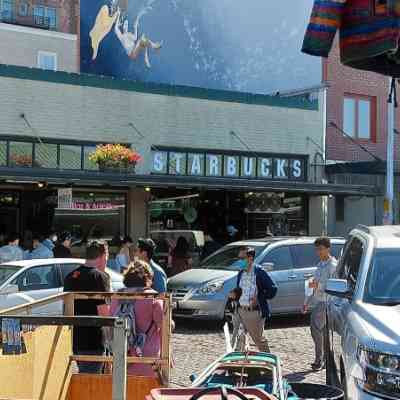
[0,0,78,34]
[325,39,399,163]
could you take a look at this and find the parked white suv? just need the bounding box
[0,259,124,314]
[325,225,400,400]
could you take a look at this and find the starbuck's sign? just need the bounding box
[151,147,307,181]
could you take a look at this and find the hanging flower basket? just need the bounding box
[89,144,142,173]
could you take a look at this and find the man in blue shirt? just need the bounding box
[136,238,167,294]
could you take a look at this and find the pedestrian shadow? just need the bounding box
[174,314,310,334]
[269,314,310,329]
[283,369,319,382]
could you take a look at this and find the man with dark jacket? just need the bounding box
[229,247,277,352]
[54,232,73,258]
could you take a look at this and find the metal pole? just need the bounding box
[384,82,395,225]
[112,318,128,400]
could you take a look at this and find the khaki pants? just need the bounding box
[238,308,270,352]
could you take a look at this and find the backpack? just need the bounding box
[113,300,153,357]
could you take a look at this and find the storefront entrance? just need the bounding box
[148,188,308,243]
[0,186,127,245]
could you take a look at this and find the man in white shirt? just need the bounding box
[304,237,337,371]
[229,247,277,352]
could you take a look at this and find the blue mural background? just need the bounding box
[80,0,320,95]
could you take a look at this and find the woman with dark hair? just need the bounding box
[110,260,163,377]
[169,236,192,277]
[115,236,133,273]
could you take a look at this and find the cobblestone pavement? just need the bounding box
[171,315,325,387]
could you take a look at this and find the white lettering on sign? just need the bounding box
[171,153,184,174]
[243,157,254,176]
[260,158,271,177]
[153,152,165,172]
[293,159,302,178]
[150,150,305,181]
[191,154,202,175]
[209,155,219,175]
[226,156,237,176]
[276,159,287,178]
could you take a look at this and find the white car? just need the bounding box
[0,258,124,314]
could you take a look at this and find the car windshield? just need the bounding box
[200,245,266,271]
[0,265,21,286]
[364,249,400,304]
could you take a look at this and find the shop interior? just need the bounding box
[148,188,308,244]
[0,185,127,247]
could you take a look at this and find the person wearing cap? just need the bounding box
[229,247,277,352]
[54,232,73,258]
[136,238,167,294]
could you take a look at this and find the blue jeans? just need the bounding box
[76,350,105,374]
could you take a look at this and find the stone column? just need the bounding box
[127,187,150,243]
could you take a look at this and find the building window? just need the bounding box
[18,2,27,16]
[37,51,57,71]
[33,5,57,29]
[343,95,375,140]
[0,0,14,22]
[336,196,345,222]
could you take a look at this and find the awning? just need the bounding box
[0,167,381,196]
[326,160,400,175]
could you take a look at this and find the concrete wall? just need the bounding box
[128,188,150,242]
[327,196,376,237]
[0,23,77,72]
[0,73,325,177]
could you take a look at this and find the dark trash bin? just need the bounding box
[290,383,344,400]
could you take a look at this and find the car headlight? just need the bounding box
[357,346,400,399]
[195,280,224,295]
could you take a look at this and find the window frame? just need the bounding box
[337,237,364,291]
[18,2,28,16]
[0,0,14,21]
[11,264,61,292]
[343,94,376,142]
[37,50,57,71]
[261,245,294,271]
[33,5,57,29]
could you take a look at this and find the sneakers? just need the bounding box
[311,361,325,371]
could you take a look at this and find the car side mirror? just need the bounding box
[325,279,352,299]
[189,374,197,383]
[2,284,19,295]
[261,262,274,272]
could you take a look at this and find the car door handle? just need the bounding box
[303,273,314,279]
[288,274,297,280]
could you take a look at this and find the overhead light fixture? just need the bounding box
[5,180,38,184]
[145,187,151,192]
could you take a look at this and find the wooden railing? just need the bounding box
[0,291,172,396]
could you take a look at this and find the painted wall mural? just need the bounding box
[80,0,320,94]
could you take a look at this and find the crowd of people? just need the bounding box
[63,237,168,376]
[0,231,74,263]
[0,224,334,377]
